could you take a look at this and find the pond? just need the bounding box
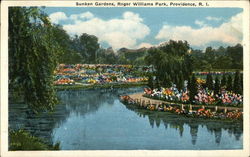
[9,87,243,150]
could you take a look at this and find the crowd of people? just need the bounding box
[54,64,149,85]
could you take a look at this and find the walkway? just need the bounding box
[128,92,243,112]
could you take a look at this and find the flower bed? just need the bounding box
[143,87,243,108]
[120,95,243,121]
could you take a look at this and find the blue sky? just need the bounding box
[44,7,243,50]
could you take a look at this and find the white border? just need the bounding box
[1,1,249,157]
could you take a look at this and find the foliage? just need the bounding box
[176,74,184,91]
[240,73,243,94]
[9,129,60,150]
[79,33,100,63]
[214,76,220,95]
[52,25,83,64]
[145,40,192,87]
[188,74,198,102]
[221,74,227,88]
[148,75,154,89]
[191,44,243,71]
[96,47,118,64]
[226,75,233,91]
[9,7,59,113]
[155,78,161,90]
[206,74,214,90]
[233,71,241,94]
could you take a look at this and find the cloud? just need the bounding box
[49,12,67,24]
[194,20,207,27]
[137,42,153,49]
[62,11,150,50]
[206,16,222,21]
[156,12,242,47]
[69,11,94,20]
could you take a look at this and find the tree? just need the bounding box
[233,71,241,94]
[176,74,184,91]
[214,76,221,95]
[188,74,198,102]
[155,78,161,90]
[79,33,100,63]
[206,73,214,90]
[162,74,171,88]
[9,7,60,113]
[240,73,243,94]
[145,40,193,87]
[221,74,227,88]
[227,44,243,69]
[226,75,233,91]
[148,75,154,89]
[51,25,83,64]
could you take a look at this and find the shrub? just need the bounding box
[9,129,60,150]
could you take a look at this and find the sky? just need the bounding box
[44,7,243,50]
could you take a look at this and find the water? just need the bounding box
[9,87,243,150]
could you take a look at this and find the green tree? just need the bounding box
[176,74,184,91]
[51,25,83,64]
[214,76,221,95]
[162,74,171,88]
[79,33,100,63]
[9,7,59,112]
[188,74,198,102]
[206,74,214,90]
[145,40,192,86]
[155,78,161,90]
[226,75,233,91]
[221,74,227,88]
[240,73,243,94]
[227,44,243,69]
[233,71,241,94]
[148,75,154,89]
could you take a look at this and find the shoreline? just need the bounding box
[120,93,243,122]
[54,82,147,91]
[143,94,243,110]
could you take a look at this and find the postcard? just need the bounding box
[1,0,249,157]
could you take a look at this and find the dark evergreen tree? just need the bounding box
[155,78,161,90]
[162,74,171,88]
[187,76,191,92]
[240,73,243,94]
[206,73,214,90]
[233,71,241,94]
[214,76,221,95]
[189,74,198,102]
[148,75,154,89]
[221,74,227,88]
[226,75,233,91]
[176,74,184,91]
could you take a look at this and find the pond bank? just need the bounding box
[54,82,147,91]
[120,92,243,121]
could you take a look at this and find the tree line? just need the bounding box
[191,44,243,71]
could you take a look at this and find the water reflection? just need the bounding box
[124,104,243,145]
[9,87,144,145]
[9,87,243,150]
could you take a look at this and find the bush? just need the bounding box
[9,129,60,150]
